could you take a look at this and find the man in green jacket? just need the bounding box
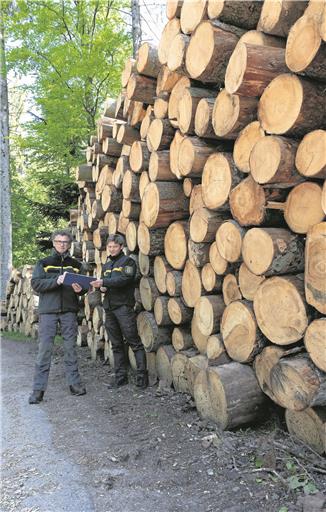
[29,230,86,404]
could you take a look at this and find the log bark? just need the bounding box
[122,199,141,220]
[295,129,326,179]
[195,98,218,139]
[116,124,140,145]
[136,42,161,78]
[305,222,326,314]
[190,207,227,243]
[189,184,205,215]
[233,121,265,173]
[127,73,156,104]
[166,270,183,297]
[207,0,263,30]
[137,222,166,256]
[258,74,326,137]
[101,185,122,213]
[253,275,310,345]
[222,273,242,305]
[188,240,210,268]
[137,311,172,352]
[149,151,176,181]
[156,345,176,388]
[284,182,324,234]
[178,87,216,135]
[239,29,285,48]
[178,136,217,177]
[153,255,172,294]
[257,0,308,37]
[130,141,150,173]
[171,350,204,395]
[212,90,258,140]
[254,345,286,401]
[216,220,245,263]
[185,355,209,397]
[156,65,183,95]
[225,43,287,97]
[141,182,189,228]
[238,262,265,301]
[168,297,193,325]
[304,318,326,373]
[202,153,243,210]
[139,276,160,311]
[193,295,225,336]
[285,407,326,455]
[102,137,123,156]
[93,226,109,250]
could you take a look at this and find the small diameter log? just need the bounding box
[139,276,160,311]
[182,260,203,308]
[178,87,216,135]
[122,170,140,202]
[170,130,185,178]
[212,89,258,140]
[270,354,326,410]
[253,275,309,345]
[156,66,183,98]
[202,153,243,210]
[193,295,225,336]
[189,184,205,215]
[92,199,105,220]
[164,221,189,270]
[113,156,128,189]
[295,130,326,179]
[158,18,181,65]
[127,73,156,104]
[209,242,228,276]
[116,124,140,146]
[137,311,172,352]
[96,153,118,170]
[250,136,302,186]
[102,137,123,156]
[190,208,226,243]
[207,0,263,30]
[195,363,266,429]
[147,118,175,152]
[172,327,194,352]
[286,15,326,81]
[167,33,190,74]
[201,263,222,293]
[156,345,176,388]
[166,270,183,297]
[129,101,147,127]
[138,252,152,276]
[238,262,265,301]
[285,407,326,455]
[122,199,141,220]
[154,94,169,119]
[137,222,166,256]
[221,300,265,363]
[106,212,119,234]
[125,221,138,252]
[284,182,325,234]
[258,74,326,137]
[139,171,150,200]
[216,220,245,263]
[225,43,287,97]
[188,240,210,268]
[206,334,230,365]
[93,226,109,250]
[76,164,93,181]
[304,222,326,315]
[168,76,191,128]
[304,318,326,373]
[222,273,242,305]
[257,0,308,37]
[118,212,129,235]
[185,21,239,83]
[140,108,153,140]
[242,227,305,277]
[130,141,150,173]
[178,136,217,177]
[121,57,136,88]
[168,297,193,325]
[233,121,265,173]
[154,297,174,326]
[166,0,183,19]
[149,151,176,181]
[154,256,172,294]
[141,182,189,228]
[195,98,218,139]
[136,42,161,78]
[180,0,208,35]
[101,185,122,213]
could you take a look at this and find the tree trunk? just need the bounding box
[139,276,160,311]
[182,260,204,308]
[168,76,191,128]
[172,326,194,351]
[130,140,150,173]
[158,18,181,65]
[164,221,190,271]
[209,242,228,276]
[188,239,210,268]
[149,151,176,181]
[127,73,156,104]
[167,33,190,74]
[154,296,174,326]
[131,0,142,58]
[147,118,175,152]
[201,263,222,293]
[178,136,218,177]
[190,207,227,243]
[153,255,172,294]
[156,344,176,388]
[122,170,140,202]
[193,295,225,336]
[178,87,216,135]
[166,270,183,297]
[125,221,138,252]
[206,334,231,365]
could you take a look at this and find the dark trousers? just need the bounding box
[105,305,146,380]
[32,312,82,391]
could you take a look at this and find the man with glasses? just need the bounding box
[28,229,86,404]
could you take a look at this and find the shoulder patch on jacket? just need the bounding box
[123,265,135,276]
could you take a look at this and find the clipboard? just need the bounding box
[63,272,95,289]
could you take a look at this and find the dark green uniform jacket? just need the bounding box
[31,250,85,314]
[101,252,136,310]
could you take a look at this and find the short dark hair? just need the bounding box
[51,229,73,243]
[106,233,125,246]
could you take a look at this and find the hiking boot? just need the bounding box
[135,372,149,389]
[69,385,87,396]
[28,390,44,404]
[107,376,128,389]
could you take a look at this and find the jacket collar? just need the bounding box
[52,249,70,259]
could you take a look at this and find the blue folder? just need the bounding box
[63,272,94,289]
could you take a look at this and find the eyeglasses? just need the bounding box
[53,240,70,245]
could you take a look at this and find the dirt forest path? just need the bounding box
[1,337,325,512]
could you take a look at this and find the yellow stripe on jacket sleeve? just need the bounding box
[44,265,80,273]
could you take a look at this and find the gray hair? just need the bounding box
[51,229,73,243]
[106,233,125,246]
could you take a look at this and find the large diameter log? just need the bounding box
[149,151,176,181]
[190,208,227,243]
[238,263,265,301]
[216,220,245,263]
[178,87,216,135]
[156,345,176,388]
[141,182,189,228]
[286,14,326,81]
[153,256,172,294]
[167,33,190,74]
[158,18,181,65]
[164,221,189,270]
[195,363,266,430]
[250,136,302,186]
[182,260,203,308]
[139,277,160,311]
[212,89,258,140]
[242,227,305,276]
[225,43,287,97]
[286,407,326,455]
[166,270,183,297]
[188,240,210,268]
[258,74,326,137]
[180,0,207,34]
[222,273,242,305]
[127,74,156,104]
[195,98,217,139]
[239,29,286,48]
[284,182,325,234]
[137,222,165,256]
[207,0,263,30]
[137,311,172,352]
[168,76,191,128]
[178,136,217,177]
[130,141,150,173]
[172,327,194,352]
[202,153,243,210]
[304,319,326,373]
[305,222,326,314]
[185,21,239,83]
[136,42,161,78]
[146,118,175,152]
[154,297,174,327]
[253,275,309,345]
[295,130,326,179]
[193,295,225,336]
[270,354,326,410]
[221,300,266,363]
[233,121,265,173]
[257,0,308,37]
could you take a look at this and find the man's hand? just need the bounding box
[90,279,103,288]
[57,272,66,285]
[100,287,107,293]
[71,283,82,293]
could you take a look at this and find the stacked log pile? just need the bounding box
[3,0,326,452]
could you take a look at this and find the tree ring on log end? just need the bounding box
[202,153,232,209]
[242,228,274,275]
[286,16,322,73]
[185,21,215,79]
[221,301,257,363]
[213,90,240,138]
